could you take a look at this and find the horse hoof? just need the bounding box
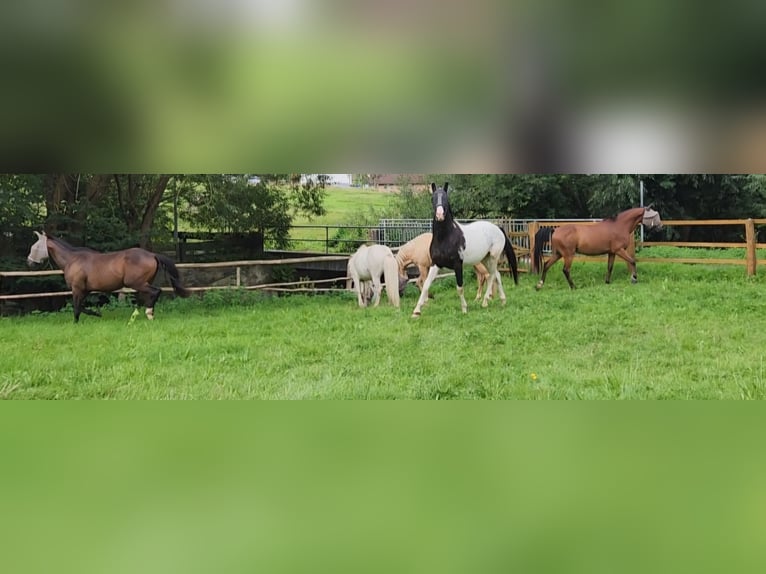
[411,313,420,319]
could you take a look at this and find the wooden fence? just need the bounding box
[527,218,766,276]
[3,218,766,306]
[0,255,351,303]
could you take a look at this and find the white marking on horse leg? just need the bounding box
[458,286,468,313]
[412,265,439,318]
[481,260,499,308]
[145,307,155,320]
[481,274,494,308]
[494,271,507,305]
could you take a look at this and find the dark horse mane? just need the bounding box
[47,234,99,253]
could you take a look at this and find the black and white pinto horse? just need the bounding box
[411,183,519,318]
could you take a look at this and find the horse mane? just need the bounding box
[48,234,99,253]
[605,207,644,222]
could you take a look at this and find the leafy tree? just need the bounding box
[0,174,46,261]
[430,174,631,219]
[184,174,327,248]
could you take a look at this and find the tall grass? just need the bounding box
[3,260,766,399]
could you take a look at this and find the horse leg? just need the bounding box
[605,253,616,284]
[71,289,100,322]
[355,280,367,307]
[536,252,561,290]
[493,269,507,306]
[474,266,487,302]
[614,247,638,283]
[136,284,161,319]
[72,291,83,323]
[455,265,469,313]
[417,264,434,299]
[371,276,382,307]
[147,285,162,319]
[562,255,576,289]
[411,265,439,318]
[479,261,496,308]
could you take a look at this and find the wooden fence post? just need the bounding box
[745,218,757,276]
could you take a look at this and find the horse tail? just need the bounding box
[502,230,519,285]
[532,227,554,274]
[383,253,401,308]
[155,254,192,298]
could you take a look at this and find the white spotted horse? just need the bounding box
[411,183,518,318]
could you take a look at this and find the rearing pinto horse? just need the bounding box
[27,231,191,322]
[532,206,662,290]
[411,183,519,318]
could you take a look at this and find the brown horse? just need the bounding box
[394,232,497,301]
[532,206,661,290]
[27,231,191,322]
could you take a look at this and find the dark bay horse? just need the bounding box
[532,206,662,290]
[27,231,190,322]
[411,183,518,318]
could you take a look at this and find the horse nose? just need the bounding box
[435,206,445,221]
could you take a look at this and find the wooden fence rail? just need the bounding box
[528,218,766,277]
[0,255,352,302]
[3,218,766,304]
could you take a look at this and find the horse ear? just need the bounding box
[34,231,42,239]
[444,182,449,193]
[430,183,436,194]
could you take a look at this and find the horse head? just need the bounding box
[398,274,409,297]
[642,206,662,230]
[27,231,49,267]
[431,182,451,222]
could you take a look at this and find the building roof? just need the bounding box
[376,174,426,186]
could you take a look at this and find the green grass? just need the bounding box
[639,245,766,260]
[288,186,397,250]
[3,260,766,399]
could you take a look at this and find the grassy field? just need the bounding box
[3,260,766,399]
[287,186,397,250]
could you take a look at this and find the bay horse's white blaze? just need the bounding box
[347,244,403,308]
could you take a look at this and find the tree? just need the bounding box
[112,174,173,248]
[184,174,328,248]
[35,174,177,250]
[431,174,627,219]
[0,174,46,261]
